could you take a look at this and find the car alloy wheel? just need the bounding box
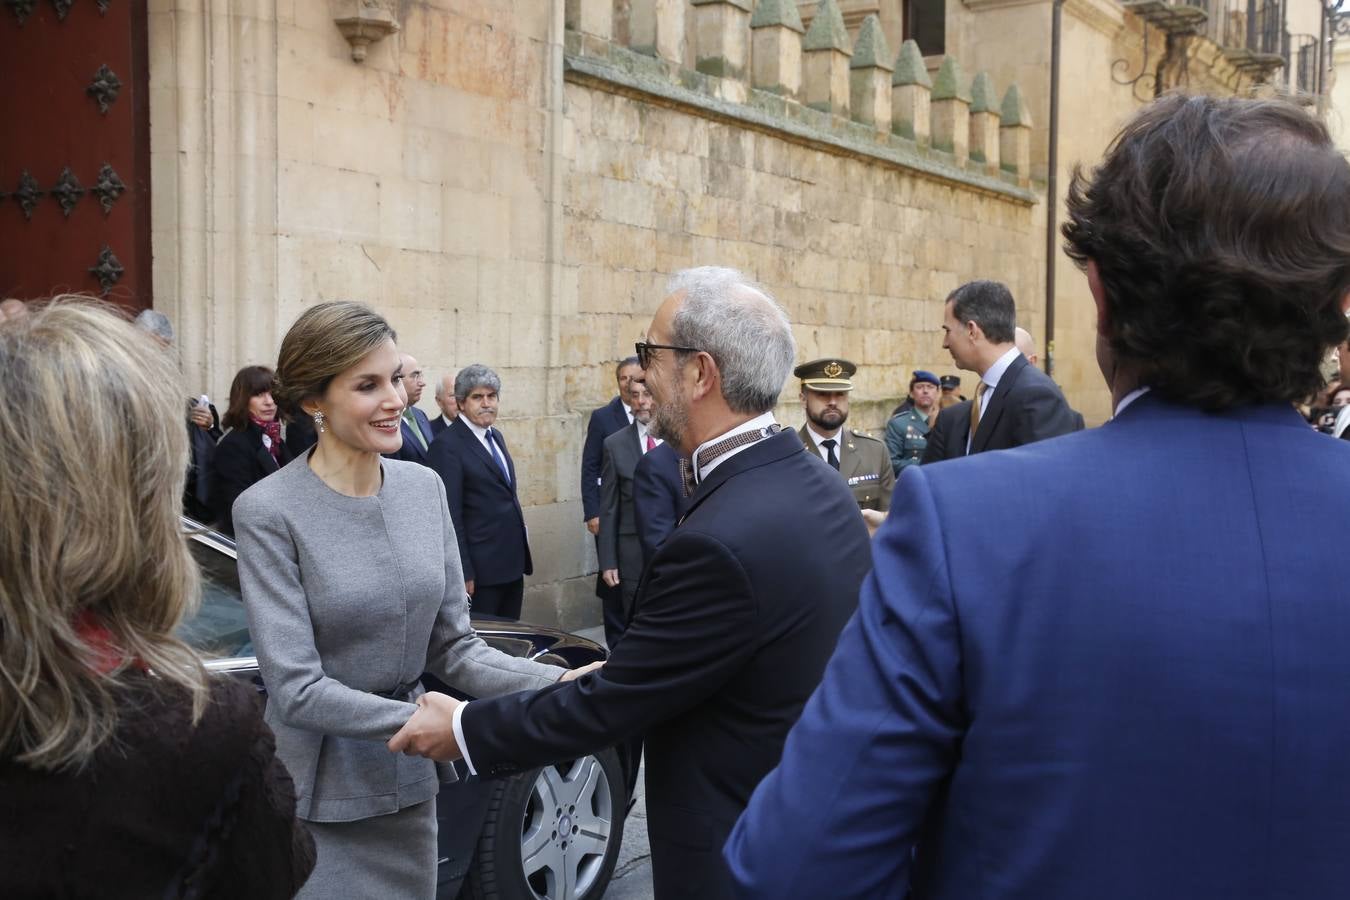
[463,749,624,900]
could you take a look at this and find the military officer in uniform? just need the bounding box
[884,370,940,476]
[794,358,894,513]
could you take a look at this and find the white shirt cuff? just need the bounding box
[452,699,478,776]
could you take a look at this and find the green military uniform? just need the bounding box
[791,357,894,512]
[884,406,932,476]
[797,424,894,511]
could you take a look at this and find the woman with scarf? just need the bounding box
[212,365,292,535]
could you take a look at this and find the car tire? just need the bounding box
[462,748,626,900]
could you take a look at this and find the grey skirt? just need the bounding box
[297,799,437,899]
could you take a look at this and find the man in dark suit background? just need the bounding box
[392,266,874,899]
[580,357,640,534]
[426,364,531,619]
[581,356,641,629]
[383,352,435,466]
[632,440,683,569]
[598,378,660,646]
[430,372,458,438]
[727,95,1350,899]
[921,281,1079,462]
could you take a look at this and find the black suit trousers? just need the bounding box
[472,579,523,621]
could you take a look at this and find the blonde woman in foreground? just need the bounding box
[0,298,315,897]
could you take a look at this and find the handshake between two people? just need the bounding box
[387,660,604,761]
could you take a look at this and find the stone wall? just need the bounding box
[149,0,1051,629]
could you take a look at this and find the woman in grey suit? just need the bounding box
[233,302,583,898]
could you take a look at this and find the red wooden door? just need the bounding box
[0,0,151,311]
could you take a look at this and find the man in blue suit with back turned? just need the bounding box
[726,95,1350,898]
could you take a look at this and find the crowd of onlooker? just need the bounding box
[1300,338,1350,439]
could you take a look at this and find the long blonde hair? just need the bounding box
[0,298,208,771]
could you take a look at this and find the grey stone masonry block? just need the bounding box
[803,0,852,53]
[931,56,971,103]
[631,0,686,64]
[850,15,893,132]
[750,0,805,31]
[1000,83,1032,127]
[893,39,932,88]
[751,1,805,98]
[970,71,997,114]
[565,0,613,40]
[850,14,893,71]
[692,0,753,82]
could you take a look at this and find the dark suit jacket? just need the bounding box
[921,355,1078,462]
[213,422,291,535]
[460,428,873,899]
[598,425,646,612]
[728,396,1350,898]
[632,441,683,569]
[427,417,531,587]
[429,413,453,439]
[383,406,435,466]
[581,396,630,521]
[922,400,972,464]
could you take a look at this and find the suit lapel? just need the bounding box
[400,419,426,461]
[453,418,511,486]
[971,355,1026,453]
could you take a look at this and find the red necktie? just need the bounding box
[646,434,656,452]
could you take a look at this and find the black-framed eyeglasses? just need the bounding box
[635,341,699,370]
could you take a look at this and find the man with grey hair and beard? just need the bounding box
[391,266,875,899]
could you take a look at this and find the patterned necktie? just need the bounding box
[678,425,780,497]
[821,438,840,470]
[970,381,989,437]
[485,427,511,481]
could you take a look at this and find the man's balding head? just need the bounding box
[1015,327,1038,368]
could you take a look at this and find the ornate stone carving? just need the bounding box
[333,1,400,62]
[6,0,36,25]
[87,64,122,114]
[14,171,42,220]
[51,167,85,217]
[92,163,126,214]
[88,245,124,296]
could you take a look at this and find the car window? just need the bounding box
[177,539,254,660]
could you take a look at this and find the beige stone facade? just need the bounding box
[147,0,1336,628]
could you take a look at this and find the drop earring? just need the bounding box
[313,410,326,433]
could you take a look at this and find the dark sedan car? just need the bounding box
[178,520,629,900]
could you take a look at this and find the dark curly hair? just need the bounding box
[1063,94,1350,410]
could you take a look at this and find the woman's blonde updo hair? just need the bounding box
[0,298,207,771]
[274,301,397,420]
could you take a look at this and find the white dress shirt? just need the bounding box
[1114,386,1151,418]
[691,412,779,484]
[803,423,842,465]
[636,420,661,453]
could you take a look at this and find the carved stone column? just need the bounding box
[149,0,279,402]
[849,14,893,132]
[566,0,613,40]
[891,39,931,146]
[999,84,1033,185]
[802,0,852,115]
[930,56,971,164]
[968,71,1000,174]
[751,0,806,98]
[631,0,685,64]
